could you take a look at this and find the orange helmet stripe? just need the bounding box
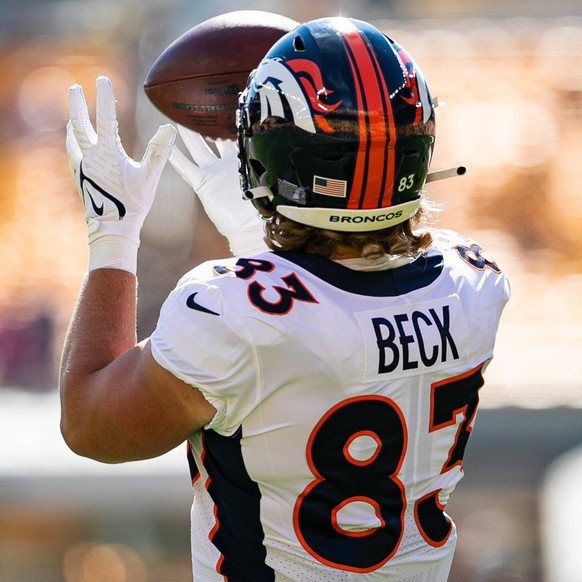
[340,24,396,209]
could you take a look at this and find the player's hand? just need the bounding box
[169,125,267,256]
[66,75,176,273]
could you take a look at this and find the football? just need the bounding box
[143,10,299,139]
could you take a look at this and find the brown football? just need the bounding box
[143,10,298,139]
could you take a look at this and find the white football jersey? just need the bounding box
[150,229,510,581]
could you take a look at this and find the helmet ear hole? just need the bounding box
[293,35,306,51]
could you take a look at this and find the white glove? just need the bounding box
[66,75,176,274]
[169,125,267,256]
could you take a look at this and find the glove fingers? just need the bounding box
[65,120,82,174]
[149,123,177,150]
[169,145,201,183]
[95,76,120,148]
[215,138,239,161]
[68,83,97,151]
[177,125,216,167]
[141,124,176,181]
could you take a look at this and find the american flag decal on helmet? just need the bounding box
[313,176,348,197]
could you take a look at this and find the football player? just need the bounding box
[60,17,510,581]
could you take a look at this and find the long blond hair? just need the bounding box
[258,200,437,260]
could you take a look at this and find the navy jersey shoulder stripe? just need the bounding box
[274,248,444,297]
[202,428,275,581]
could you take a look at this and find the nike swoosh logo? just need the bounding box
[87,192,104,215]
[79,162,127,219]
[186,292,220,316]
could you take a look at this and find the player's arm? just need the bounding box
[59,77,215,463]
[60,269,216,463]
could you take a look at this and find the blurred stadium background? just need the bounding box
[1,0,582,580]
